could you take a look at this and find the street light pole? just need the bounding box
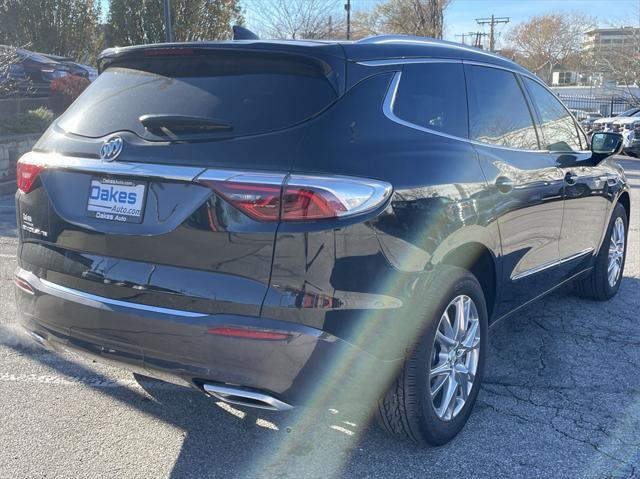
[345,0,351,40]
[163,0,173,43]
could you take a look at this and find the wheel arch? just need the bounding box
[440,242,498,320]
[618,191,631,223]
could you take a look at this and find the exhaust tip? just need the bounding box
[203,383,293,411]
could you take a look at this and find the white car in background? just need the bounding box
[591,107,640,133]
[613,116,640,148]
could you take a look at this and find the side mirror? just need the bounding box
[591,132,623,158]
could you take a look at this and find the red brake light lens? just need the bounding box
[200,173,392,223]
[207,327,291,341]
[281,186,346,220]
[16,158,45,193]
[203,181,282,221]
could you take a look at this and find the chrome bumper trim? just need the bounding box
[19,151,207,182]
[16,269,208,318]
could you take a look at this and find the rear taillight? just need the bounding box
[16,156,45,193]
[282,175,391,221]
[199,171,392,222]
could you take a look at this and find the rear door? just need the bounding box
[464,64,566,318]
[17,46,344,317]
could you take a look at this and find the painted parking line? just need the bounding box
[0,372,180,390]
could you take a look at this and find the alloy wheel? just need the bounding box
[429,295,481,421]
[608,216,625,288]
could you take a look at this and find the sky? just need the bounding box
[440,0,640,45]
[100,0,640,46]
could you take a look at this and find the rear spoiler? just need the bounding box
[96,41,347,97]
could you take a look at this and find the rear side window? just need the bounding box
[57,51,339,141]
[393,63,468,138]
[466,65,539,150]
[522,77,582,151]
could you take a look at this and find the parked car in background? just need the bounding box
[41,53,98,82]
[612,113,640,150]
[592,107,640,133]
[623,120,640,157]
[580,112,603,133]
[14,35,630,446]
[13,48,71,96]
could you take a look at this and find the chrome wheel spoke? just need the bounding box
[430,361,452,378]
[453,296,467,341]
[429,294,481,422]
[439,375,458,419]
[607,217,625,287]
[435,329,456,349]
[440,311,455,341]
[461,321,480,351]
[430,375,448,398]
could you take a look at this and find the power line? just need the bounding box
[461,31,488,49]
[475,15,509,52]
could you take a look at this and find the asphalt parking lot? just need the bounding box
[0,157,638,479]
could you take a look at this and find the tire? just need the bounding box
[377,266,488,445]
[574,202,628,301]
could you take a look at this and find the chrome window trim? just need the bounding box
[17,269,208,318]
[511,248,594,281]
[382,70,548,154]
[20,151,206,182]
[376,58,592,154]
[359,57,539,82]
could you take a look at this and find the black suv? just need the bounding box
[14,36,630,445]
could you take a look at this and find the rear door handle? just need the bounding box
[495,176,514,193]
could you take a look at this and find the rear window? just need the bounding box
[393,63,468,138]
[57,51,339,140]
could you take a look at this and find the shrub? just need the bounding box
[0,107,55,135]
[50,75,90,113]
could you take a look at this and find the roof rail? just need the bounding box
[356,34,438,44]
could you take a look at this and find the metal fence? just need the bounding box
[557,94,640,117]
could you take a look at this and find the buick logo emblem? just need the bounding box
[100,137,123,162]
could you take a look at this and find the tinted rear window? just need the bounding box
[393,63,468,138]
[57,51,339,140]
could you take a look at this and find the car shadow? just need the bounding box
[3,274,640,478]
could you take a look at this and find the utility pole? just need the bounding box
[475,14,509,52]
[455,33,468,45]
[345,0,351,40]
[468,31,488,49]
[163,0,173,43]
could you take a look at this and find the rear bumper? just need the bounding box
[14,268,401,408]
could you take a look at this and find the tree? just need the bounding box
[249,0,343,40]
[376,0,450,38]
[106,0,243,47]
[506,13,595,84]
[0,0,102,62]
[351,0,451,40]
[0,46,30,97]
